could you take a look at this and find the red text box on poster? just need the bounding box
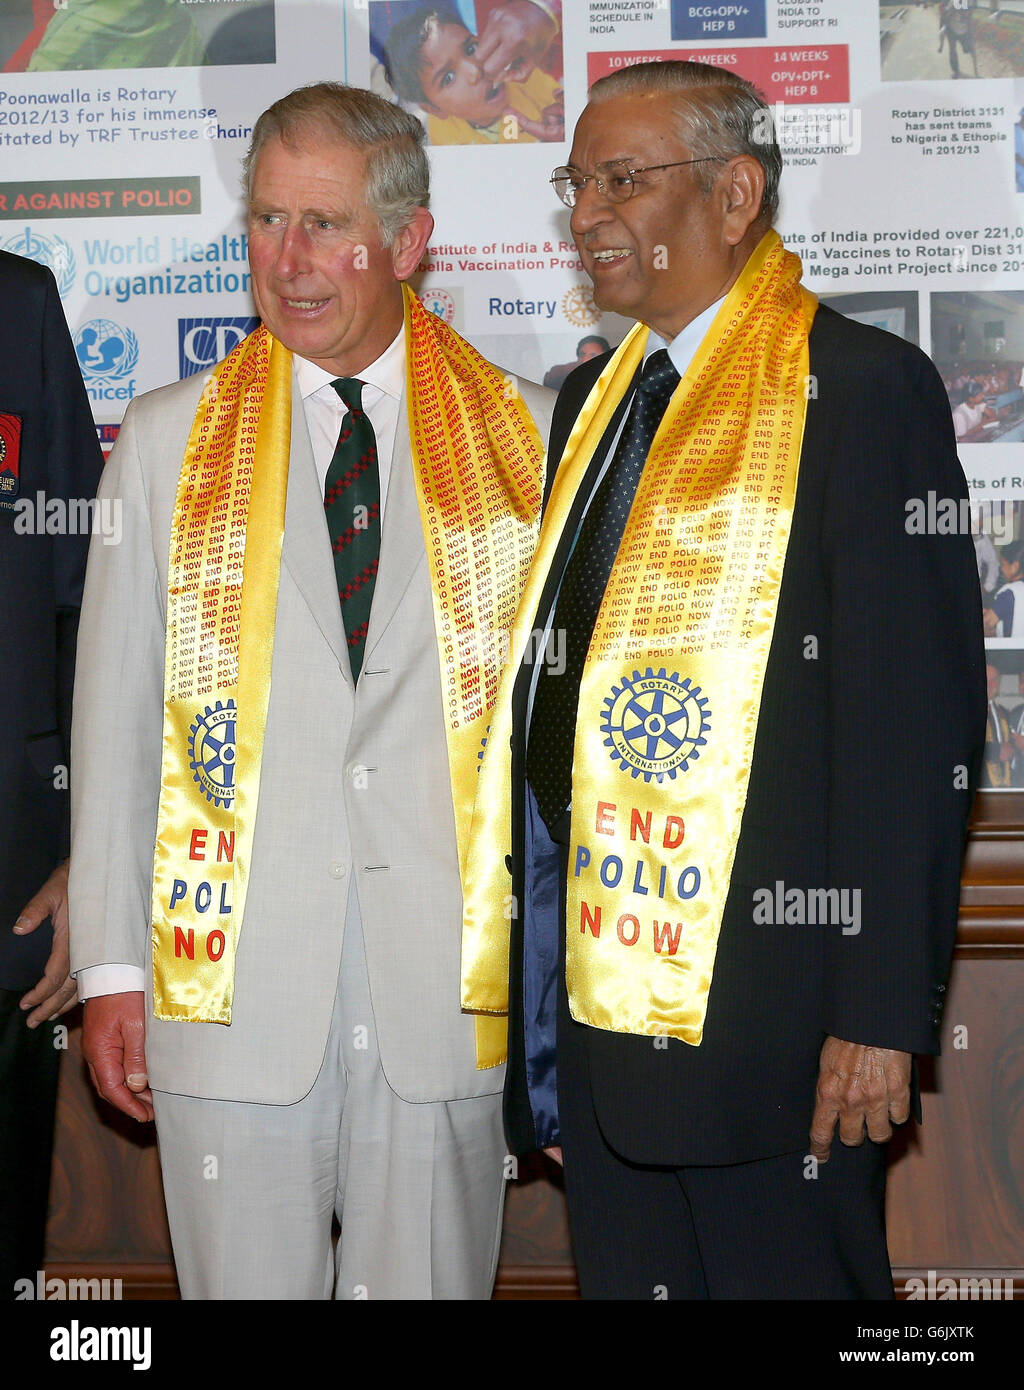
[587,47,850,103]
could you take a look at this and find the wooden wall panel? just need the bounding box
[887,958,1024,1274]
[40,800,1024,1298]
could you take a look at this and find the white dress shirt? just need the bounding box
[77,327,407,1000]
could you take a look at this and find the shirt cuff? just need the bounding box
[76,964,145,999]
[530,0,561,31]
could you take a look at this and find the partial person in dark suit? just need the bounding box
[462,60,986,1300]
[1008,671,1024,787]
[984,661,1013,788]
[0,249,103,1298]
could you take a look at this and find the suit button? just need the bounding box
[328,862,347,879]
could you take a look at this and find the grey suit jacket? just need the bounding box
[69,350,552,1106]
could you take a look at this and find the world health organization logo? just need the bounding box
[189,700,236,808]
[2,226,75,297]
[73,319,139,380]
[601,669,710,783]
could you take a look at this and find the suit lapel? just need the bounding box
[364,389,424,664]
[280,373,352,686]
[526,366,637,666]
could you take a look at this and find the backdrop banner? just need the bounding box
[0,0,1014,772]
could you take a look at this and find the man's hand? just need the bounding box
[82,992,154,1123]
[476,1,557,85]
[14,860,78,1028]
[809,1035,911,1162]
[543,1145,563,1166]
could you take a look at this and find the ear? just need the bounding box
[718,155,766,246]
[391,204,434,280]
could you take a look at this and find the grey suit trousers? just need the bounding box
[152,883,506,1300]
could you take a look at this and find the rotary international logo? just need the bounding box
[2,226,76,297]
[561,284,600,328]
[602,669,710,783]
[189,699,236,807]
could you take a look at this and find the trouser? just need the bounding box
[947,31,972,76]
[556,972,893,1300]
[0,987,62,1299]
[153,889,506,1299]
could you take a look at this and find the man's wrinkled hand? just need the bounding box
[14,860,78,1028]
[476,1,557,85]
[809,1035,911,1162]
[82,992,154,1123]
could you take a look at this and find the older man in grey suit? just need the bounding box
[69,83,552,1300]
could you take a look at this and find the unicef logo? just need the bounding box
[2,226,75,297]
[74,320,139,380]
[601,668,711,783]
[189,700,236,808]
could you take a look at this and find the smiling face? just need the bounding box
[418,21,506,126]
[247,134,430,376]
[567,91,764,340]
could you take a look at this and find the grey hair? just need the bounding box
[589,60,781,227]
[242,82,429,245]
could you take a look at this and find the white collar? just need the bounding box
[293,323,406,401]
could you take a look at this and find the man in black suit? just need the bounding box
[463,60,985,1299]
[0,250,103,1297]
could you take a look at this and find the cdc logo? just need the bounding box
[2,226,75,297]
[179,317,259,378]
[74,319,139,404]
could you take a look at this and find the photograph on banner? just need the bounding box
[0,0,275,73]
[932,290,1024,442]
[982,650,1024,788]
[819,290,921,345]
[880,1,1024,82]
[542,332,612,390]
[976,499,1024,631]
[369,0,564,144]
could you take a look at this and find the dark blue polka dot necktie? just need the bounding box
[324,378,381,681]
[528,349,680,830]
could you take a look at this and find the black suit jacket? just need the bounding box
[0,251,103,990]
[503,304,987,1165]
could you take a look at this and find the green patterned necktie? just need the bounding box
[324,378,381,680]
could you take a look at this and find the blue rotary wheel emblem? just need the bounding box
[601,669,710,783]
[189,699,236,807]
